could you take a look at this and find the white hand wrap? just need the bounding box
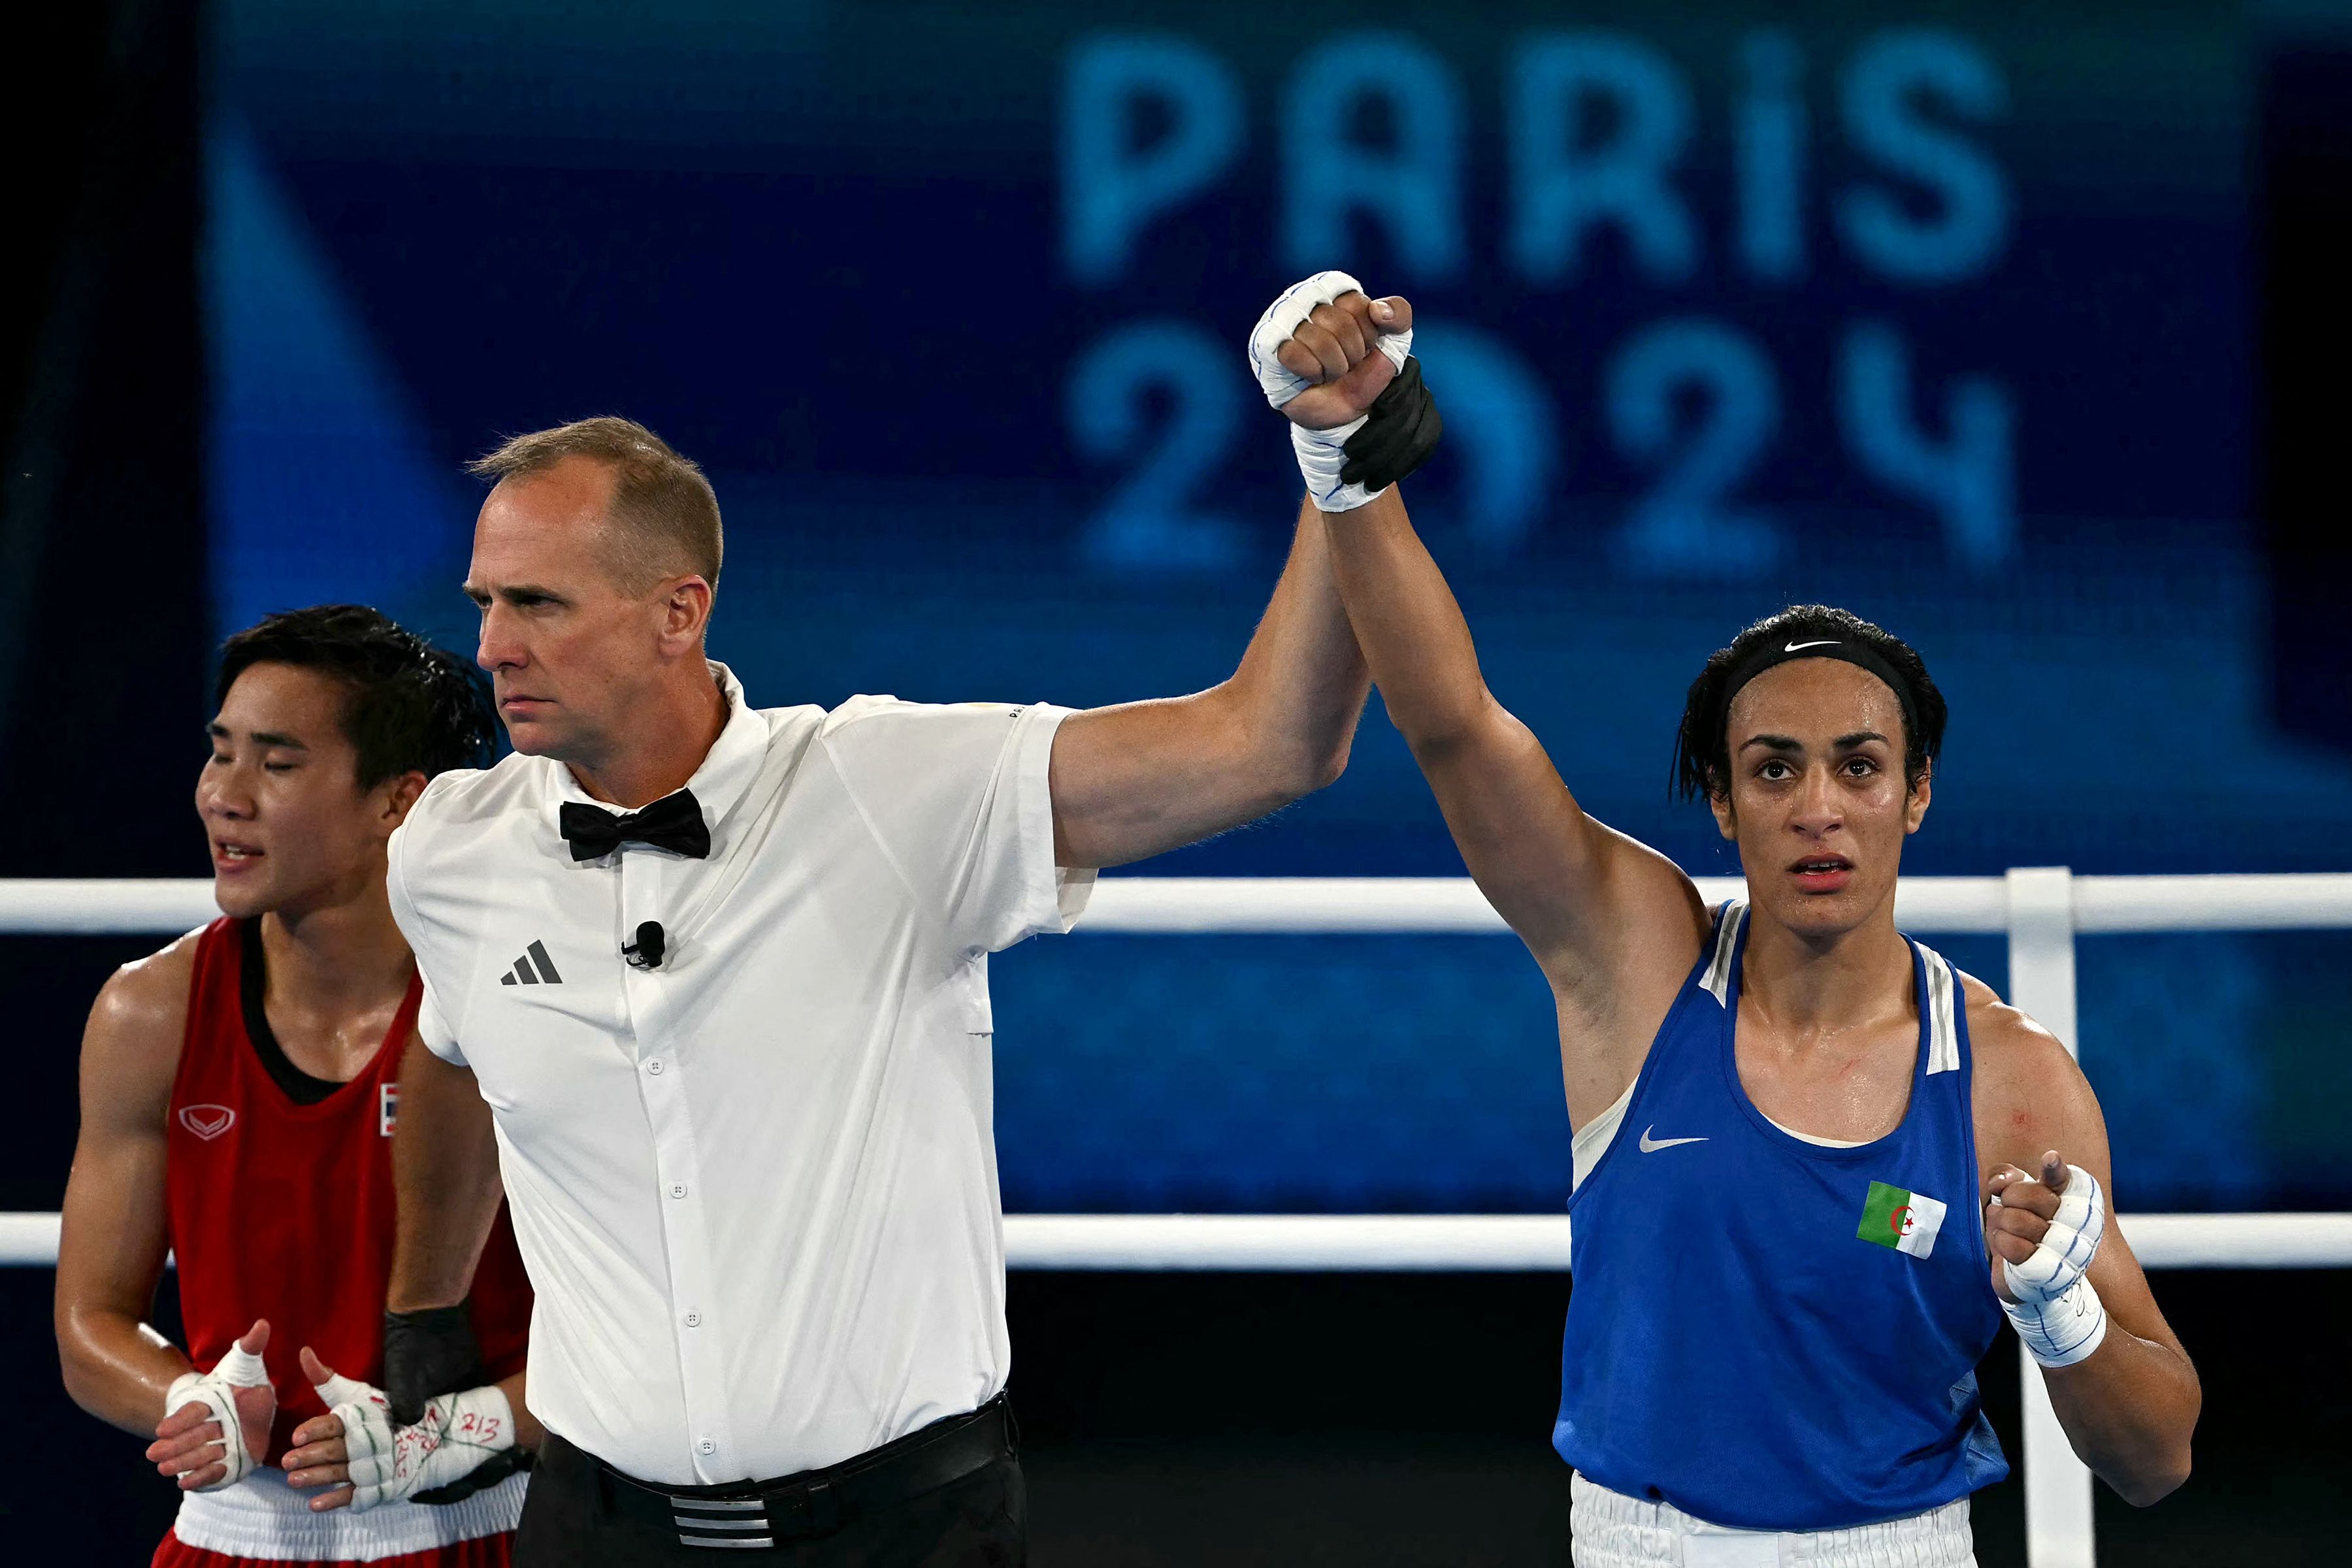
[164,1340,272,1492]
[1247,270,1413,512]
[312,1369,516,1512]
[1997,1163,2110,1367]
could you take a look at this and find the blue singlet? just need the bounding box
[1553,901,2009,1530]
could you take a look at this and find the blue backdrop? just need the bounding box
[204,0,2352,1213]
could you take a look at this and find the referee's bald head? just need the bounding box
[468,417,723,596]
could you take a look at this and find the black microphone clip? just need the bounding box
[623,920,668,970]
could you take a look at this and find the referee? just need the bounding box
[378,362,1421,1560]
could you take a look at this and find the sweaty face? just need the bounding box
[1710,659,1929,940]
[465,456,672,766]
[197,664,407,921]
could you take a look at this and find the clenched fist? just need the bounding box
[1984,1150,2111,1367]
[1271,291,1416,431]
[1247,271,1439,512]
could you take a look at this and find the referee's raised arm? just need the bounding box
[373,408,1375,1567]
[1045,489,1368,868]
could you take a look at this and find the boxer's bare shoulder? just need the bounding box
[1957,970,2109,1183]
[84,929,203,1102]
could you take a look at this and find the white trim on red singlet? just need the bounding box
[171,1464,525,1560]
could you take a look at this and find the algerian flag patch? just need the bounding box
[1857,1181,1948,1258]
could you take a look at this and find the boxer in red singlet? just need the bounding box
[56,606,540,1567]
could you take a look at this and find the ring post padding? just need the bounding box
[2005,868,2096,1568]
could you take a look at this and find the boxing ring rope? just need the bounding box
[8,869,2352,1567]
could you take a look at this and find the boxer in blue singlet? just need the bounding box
[1250,278,2203,1565]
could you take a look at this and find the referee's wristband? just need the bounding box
[1338,356,1442,498]
[384,1303,486,1426]
[1292,356,1444,513]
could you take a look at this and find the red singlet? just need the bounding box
[165,917,533,1463]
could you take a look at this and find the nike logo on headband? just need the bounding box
[1783,639,1840,652]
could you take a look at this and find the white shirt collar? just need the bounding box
[540,661,768,855]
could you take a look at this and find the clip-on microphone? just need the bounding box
[623,920,667,971]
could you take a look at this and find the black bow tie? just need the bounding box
[559,789,711,862]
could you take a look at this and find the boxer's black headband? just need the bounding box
[1720,637,1923,751]
[1673,609,1946,801]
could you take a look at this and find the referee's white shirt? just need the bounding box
[386,662,1092,1485]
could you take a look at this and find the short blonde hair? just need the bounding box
[467,416,723,591]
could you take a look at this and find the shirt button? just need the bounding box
[683,1311,702,1328]
[645,1058,666,1075]
[698,1438,717,1456]
[670,1183,689,1199]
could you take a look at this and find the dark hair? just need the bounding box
[216,606,497,787]
[1672,605,1946,802]
[466,416,723,592]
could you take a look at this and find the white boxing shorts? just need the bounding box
[1570,1474,1976,1568]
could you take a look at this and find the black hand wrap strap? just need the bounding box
[384,1303,485,1427]
[1338,356,1443,495]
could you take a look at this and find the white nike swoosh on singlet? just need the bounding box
[1782,638,1839,653]
[1638,1126,1708,1152]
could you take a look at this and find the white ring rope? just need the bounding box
[9,872,2352,936]
[6,872,2347,1274]
[6,1211,2351,1272]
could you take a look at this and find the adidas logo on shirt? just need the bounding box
[500,940,564,987]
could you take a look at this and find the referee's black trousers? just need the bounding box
[514,1405,1026,1567]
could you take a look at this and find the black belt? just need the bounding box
[593,1396,1015,1550]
